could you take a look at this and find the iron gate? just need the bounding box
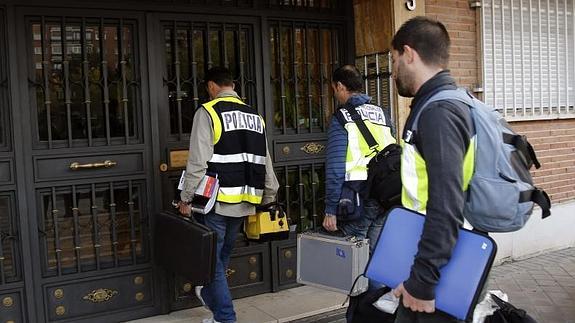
[0,1,354,321]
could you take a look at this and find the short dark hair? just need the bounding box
[205,67,234,87]
[332,65,363,92]
[392,16,450,68]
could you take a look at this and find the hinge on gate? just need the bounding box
[469,0,482,8]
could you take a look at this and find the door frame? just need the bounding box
[146,11,267,311]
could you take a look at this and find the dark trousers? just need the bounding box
[394,303,464,323]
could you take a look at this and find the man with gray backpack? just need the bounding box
[389,17,550,323]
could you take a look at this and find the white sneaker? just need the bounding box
[195,286,209,310]
[202,318,221,323]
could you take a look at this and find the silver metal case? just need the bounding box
[297,232,369,296]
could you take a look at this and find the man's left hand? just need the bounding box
[393,282,435,313]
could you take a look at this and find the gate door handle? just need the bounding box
[69,160,117,170]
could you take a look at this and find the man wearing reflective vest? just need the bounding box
[179,67,279,323]
[390,17,475,323]
[322,65,395,251]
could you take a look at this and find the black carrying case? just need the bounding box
[155,211,216,285]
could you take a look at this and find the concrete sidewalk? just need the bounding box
[486,247,575,322]
[127,247,575,323]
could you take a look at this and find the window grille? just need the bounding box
[481,0,575,120]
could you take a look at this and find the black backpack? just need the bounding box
[339,106,402,210]
[345,286,396,323]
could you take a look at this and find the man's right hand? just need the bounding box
[178,201,192,217]
[323,214,337,231]
[393,282,435,313]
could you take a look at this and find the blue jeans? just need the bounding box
[195,212,244,323]
[338,199,386,254]
[338,199,387,291]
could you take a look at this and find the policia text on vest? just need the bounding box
[203,96,267,205]
[221,110,264,134]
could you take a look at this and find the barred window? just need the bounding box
[482,0,575,120]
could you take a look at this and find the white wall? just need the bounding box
[492,200,575,264]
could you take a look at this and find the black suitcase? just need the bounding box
[155,211,216,285]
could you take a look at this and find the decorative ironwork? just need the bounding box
[270,20,342,134]
[356,51,396,132]
[82,288,118,303]
[133,276,144,285]
[300,142,325,154]
[54,288,64,299]
[275,164,325,232]
[285,269,293,278]
[268,0,344,12]
[55,305,66,316]
[284,250,292,259]
[2,296,13,307]
[249,271,257,280]
[0,194,20,284]
[248,256,257,265]
[135,292,144,301]
[182,283,192,293]
[40,181,146,276]
[163,21,256,142]
[225,268,236,278]
[29,17,142,149]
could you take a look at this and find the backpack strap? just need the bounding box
[339,106,380,152]
[519,189,551,219]
[409,88,475,133]
[502,133,541,169]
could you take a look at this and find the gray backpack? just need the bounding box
[413,89,551,232]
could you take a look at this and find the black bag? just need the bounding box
[155,211,216,285]
[484,294,539,323]
[345,286,396,323]
[340,106,402,209]
[365,143,402,209]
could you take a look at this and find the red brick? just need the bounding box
[426,0,575,204]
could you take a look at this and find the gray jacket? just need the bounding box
[180,90,279,217]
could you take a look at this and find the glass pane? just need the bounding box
[276,165,324,232]
[270,22,338,133]
[163,22,255,138]
[31,19,139,146]
[0,194,20,283]
[40,182,146,276]
[209,30,221,68]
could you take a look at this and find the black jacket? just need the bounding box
[402,70,474,300]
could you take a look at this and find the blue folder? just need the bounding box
[365,207,497,321]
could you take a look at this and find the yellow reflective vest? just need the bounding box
[338,104,395,181]
[400,130,476,213]
[203,96,267,205]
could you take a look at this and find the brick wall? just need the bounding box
[427,0,575,205]
[512,119,575,205]
[426,0,478,91]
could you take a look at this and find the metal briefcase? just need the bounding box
[297,232,369,296]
